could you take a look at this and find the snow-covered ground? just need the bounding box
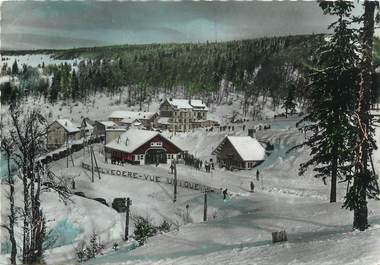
[1,93,380,265]
[1,54,77,69]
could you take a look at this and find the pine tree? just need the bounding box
[49,71,61,103]
[11,60,18,75]
[71,69,79,100]
[298,1,359,203]
[344,0,379,231]
[282,83,297,117]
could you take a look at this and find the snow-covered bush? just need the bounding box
[133,216,157,246]
[75,232,105,263]
[157,220,171,233]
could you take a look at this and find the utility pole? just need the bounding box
[124,197,132,241]
[90,145,94,183]
[173,160,177,203]
[203,191,208,221]
[66,135,69,168]
[91,146,101,180]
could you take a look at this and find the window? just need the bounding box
[140,155,144,160]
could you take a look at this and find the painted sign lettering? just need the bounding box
[81,162,221,194]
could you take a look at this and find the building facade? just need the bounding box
[212,136,266,170]
[94,121,117,137]
[47,119,81,150]
[158,98,209,132]
[105,129,182,165]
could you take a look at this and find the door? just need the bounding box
[145,148,167,164]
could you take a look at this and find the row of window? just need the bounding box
[247,162,255,169]
[134,154,176,160]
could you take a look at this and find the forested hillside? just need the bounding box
[2,35,326,112]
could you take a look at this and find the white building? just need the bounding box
[212,136,266,170]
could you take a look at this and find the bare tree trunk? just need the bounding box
[1,147,18,265]
[353,0,377,231]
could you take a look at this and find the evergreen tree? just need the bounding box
[298,1,359,203]
[49,71,61,103]
[71,69,79,100]
[282,83,297,117]
[11,60,18,75]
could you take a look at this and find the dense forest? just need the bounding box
[1,34,379,113]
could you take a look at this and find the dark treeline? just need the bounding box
[1,35,325,112]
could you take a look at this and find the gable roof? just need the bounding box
[97,120,117,128]
[109,111,156,120]
[213,136,266,161]
[165,98,208,111]
[106,129,182,154]
[55,119,80,133]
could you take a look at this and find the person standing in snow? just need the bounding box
[256,169,260,181]
[170,163,174,174]
[223,188,228,200]
[250,181,255,193]
[71,178,76,190]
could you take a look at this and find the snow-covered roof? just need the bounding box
[56,119,80,133]
[109,111,156,120]
[189,99,208,110]
[106,128,182,153]
[157,117,170,125]
[106,129,160,153]
[214,136,265,161]
[166,98,208,111]
[98,121,117,128]
[120,117,139,124]
[106,128,127,132]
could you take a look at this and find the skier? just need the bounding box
[250,181,255,193]
[170,163,174,174]
[256,169,260,181]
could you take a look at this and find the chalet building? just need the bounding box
[105,129,183,165]
[158,98,209,132]
[47,119,81,150]
[212,136,266,170]
[108,111,158,129]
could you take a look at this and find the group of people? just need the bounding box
[183,153,215,172]
[204,160,214,172]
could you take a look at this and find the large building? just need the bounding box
[108,111,158,129]
[212,136,266,170]
[105,129,183,165]
[158,98,209,132]
[47,119,81,150]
